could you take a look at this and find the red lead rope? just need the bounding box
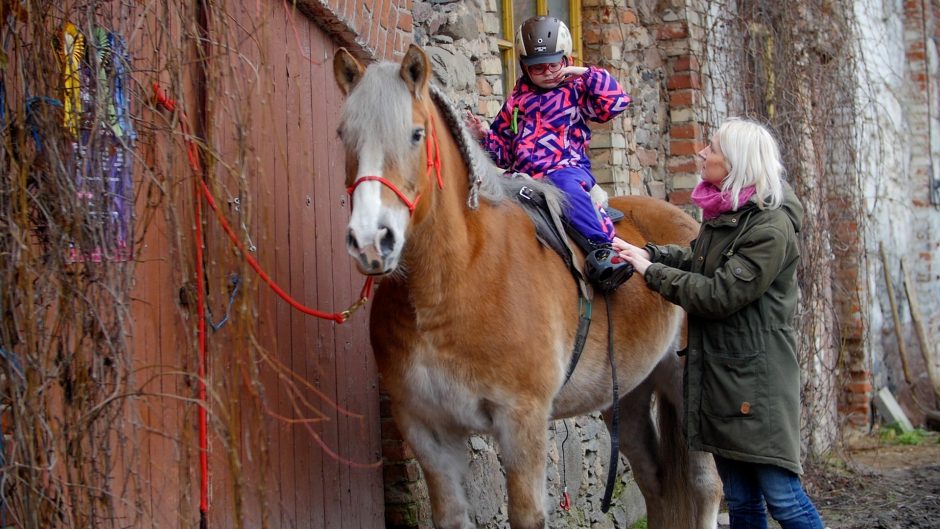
[152,82,374,322]
[152,83,374,527]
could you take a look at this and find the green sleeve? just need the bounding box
[643,226,788,319]
[645,242,694,271]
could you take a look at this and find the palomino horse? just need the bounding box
[333,44,722,529]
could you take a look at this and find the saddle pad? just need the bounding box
[515,186,592,300]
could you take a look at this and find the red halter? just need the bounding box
[346,114,444,216]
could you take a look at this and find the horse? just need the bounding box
[332,44,722,529]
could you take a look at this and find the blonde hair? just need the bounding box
[715,117,785,210]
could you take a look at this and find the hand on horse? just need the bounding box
[614,237,652,277]
[465,110,487,141]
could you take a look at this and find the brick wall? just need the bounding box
[297,0,414,60]
[655,4,704,212]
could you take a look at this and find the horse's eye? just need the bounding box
[411,128,425,145]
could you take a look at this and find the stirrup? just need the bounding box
[585,244,634,293]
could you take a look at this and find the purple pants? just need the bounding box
[546,166,615,245]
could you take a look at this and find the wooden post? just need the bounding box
[900,258,940,405]
[879,243,912,384]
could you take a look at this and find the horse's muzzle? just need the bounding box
[346,224,400,274]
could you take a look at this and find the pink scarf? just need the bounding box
[691,181,756,220]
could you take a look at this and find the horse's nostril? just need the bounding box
[346,230,358,251]
[379,227,396,257]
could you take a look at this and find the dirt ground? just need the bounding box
[801,430,940,529]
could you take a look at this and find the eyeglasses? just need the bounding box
[527,62,563,75]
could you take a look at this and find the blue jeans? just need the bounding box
[714,455,824,529]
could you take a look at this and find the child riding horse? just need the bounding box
[334,44,721,529]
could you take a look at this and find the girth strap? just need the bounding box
[563,298,592,385]
[600,292,620,513]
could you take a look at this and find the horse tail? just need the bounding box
[648,353,722,529]
[617,348,721,528]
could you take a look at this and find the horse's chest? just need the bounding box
[400,353,494,432]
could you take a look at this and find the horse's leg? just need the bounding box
[617,352,722,529]
[394,409,474,529]
[493,404,550,529]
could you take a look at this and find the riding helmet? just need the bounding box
[515,16,573,66]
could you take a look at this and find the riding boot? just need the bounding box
[585,242,634,293]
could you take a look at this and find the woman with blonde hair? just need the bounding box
[618,118,825,529]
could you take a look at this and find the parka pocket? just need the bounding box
[699,351,769,453]
[700,351,767,418]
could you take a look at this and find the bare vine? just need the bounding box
[696,0,863,458]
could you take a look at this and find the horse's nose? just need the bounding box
[346,228,361,254]
[346,225,396,272]
[378,226,396,258]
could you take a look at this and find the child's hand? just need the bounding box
[557,66,588,82]
[465,110,487,140]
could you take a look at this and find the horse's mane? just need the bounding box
[427,82,566,217]
[341,61,565,218]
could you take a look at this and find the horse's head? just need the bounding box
[334,45,440,275]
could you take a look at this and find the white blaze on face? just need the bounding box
[345,140,409,274]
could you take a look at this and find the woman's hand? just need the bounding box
[613,238,652,277]
[465,110,487,141]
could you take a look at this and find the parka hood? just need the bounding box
[779,181,804,234]
[745,181,803,234]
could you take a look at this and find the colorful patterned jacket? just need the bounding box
[481,66,631,179]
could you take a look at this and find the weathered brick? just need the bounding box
[669,189,692,205]
[637,147,658,166]
[670,122,703,139]
[383,439,415,460]
[383,460,421,484]
[656,23,688,41]
[669,89,698,107]
[667,158,700,174]
[398,9,413,30]
[620,9,638,24]
[666,71,702,90]
[602,27,625,43]
[847,381,873,394]
[382,417,403,440]
[583,28,602,44]
[673,55,700,72]
[670,139,705,156]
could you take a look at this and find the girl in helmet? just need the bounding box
[467,16,634,291]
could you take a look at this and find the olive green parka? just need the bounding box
[643,183,805,475]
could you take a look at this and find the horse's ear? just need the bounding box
[400,44,431,99]
[334,48,364,96]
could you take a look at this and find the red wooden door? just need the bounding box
[201,2,383,528]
